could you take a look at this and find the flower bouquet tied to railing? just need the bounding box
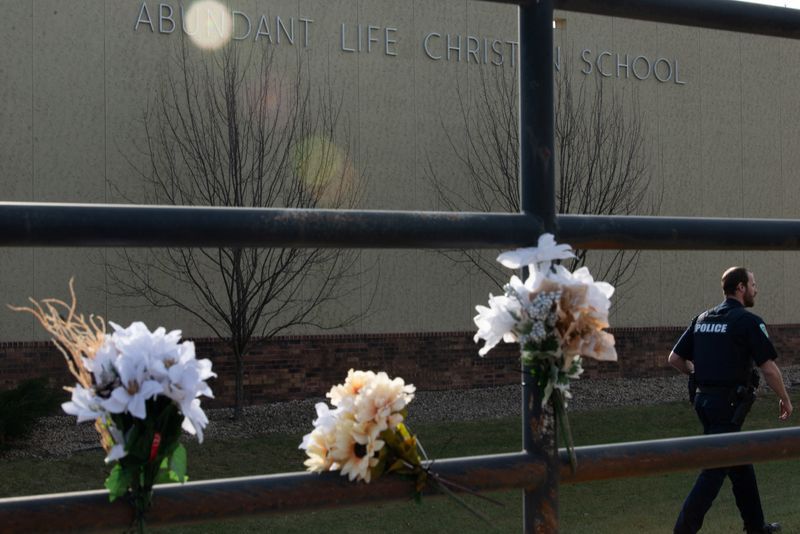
[300,369,501,519]
[300,369,418,484]
[473,234,617,468]
[9,280,215,532]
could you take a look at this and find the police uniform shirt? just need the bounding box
[673,298,777,387]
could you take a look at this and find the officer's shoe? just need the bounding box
[744,522,781,534]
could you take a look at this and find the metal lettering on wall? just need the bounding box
[135,1,687,84]
[567,47,686,85]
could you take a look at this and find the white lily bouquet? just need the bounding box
[10,281,215,532]
[473,234,617,467]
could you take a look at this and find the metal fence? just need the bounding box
[2,0,800,532]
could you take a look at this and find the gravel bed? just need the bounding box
[3,365,798,460]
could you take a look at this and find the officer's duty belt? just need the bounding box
[696,385,737,395]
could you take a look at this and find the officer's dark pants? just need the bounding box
[673,392,765,533]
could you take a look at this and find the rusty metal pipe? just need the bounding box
[0,452,544,533]
[3,429,798,532]
[518,0,559,529]
[554,0,800,40]
[0,202,542,249]
[477,0,800,40]
[561,427,800,484]
[557,214,800,251]
[7,203,800,251]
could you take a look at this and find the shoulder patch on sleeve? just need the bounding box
[759,323,769,338]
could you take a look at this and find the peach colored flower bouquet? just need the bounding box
[300,369,499,517]
[300,369,418,484]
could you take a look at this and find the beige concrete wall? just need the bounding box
[1,1,799,341]
[555,11,800,328]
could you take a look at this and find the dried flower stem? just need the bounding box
[8,278,110,449]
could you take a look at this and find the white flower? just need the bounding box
[496,233,575,270]
[571,267,614,312]
[164,352,214,407]
[311,402,341,433]
[104,424,127,463]
[180,398,210,442]
[99,321,214,436]
[507,272,545,302]
[84,343,118,389]
[102,351,163,419]
[62,385,107,423]
[473,294,521,356]
[150,334,199,383]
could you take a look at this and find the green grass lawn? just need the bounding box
[1,392,798,533]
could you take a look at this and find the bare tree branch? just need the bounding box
[426,63,661,306]
[108,41,370,418]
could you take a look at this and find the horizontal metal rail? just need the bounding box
[557,214,800,250]
[0,202,543,249]
[560,426,800,484]
[553,0,800,39]
[4,203,800,250]
[2,427,797,532]
[477,0,800,39]
[0,453,545,532]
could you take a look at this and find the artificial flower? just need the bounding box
[331,418,384,483]
[300,426,337,473]
[496,233,575,270]
[104,424,128,463]
[302,370,414,484]
[475,236,618,472]
[354,372,415,433]
[102,354,164,420]
[10,282,214,532]
[327,369,376,409]
[300,370,498,523]
[62,385,106,423]
[473,294,521,356]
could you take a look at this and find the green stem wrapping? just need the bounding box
[128,470,152,534]
[552,389,577,473]
[108,399,187,532]
[526,354,578,473]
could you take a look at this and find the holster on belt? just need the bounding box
[731,369,760,426]
[731,386,756,425]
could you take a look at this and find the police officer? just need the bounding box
[668,267,792,534]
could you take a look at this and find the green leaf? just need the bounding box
[104,464,133,502]
[387,459,406,473]
[169,444,188,483]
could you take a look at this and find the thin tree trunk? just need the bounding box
[234,349,244,420]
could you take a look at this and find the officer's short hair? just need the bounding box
[722,267,750,295]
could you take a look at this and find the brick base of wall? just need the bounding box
[2,326,799,408]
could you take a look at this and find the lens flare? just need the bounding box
[294,136,355,207]
[184,1,233,50]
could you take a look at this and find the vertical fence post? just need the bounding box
[519,0,557,532]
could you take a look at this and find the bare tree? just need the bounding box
[109,41,367,418]
[427,63,660,294]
